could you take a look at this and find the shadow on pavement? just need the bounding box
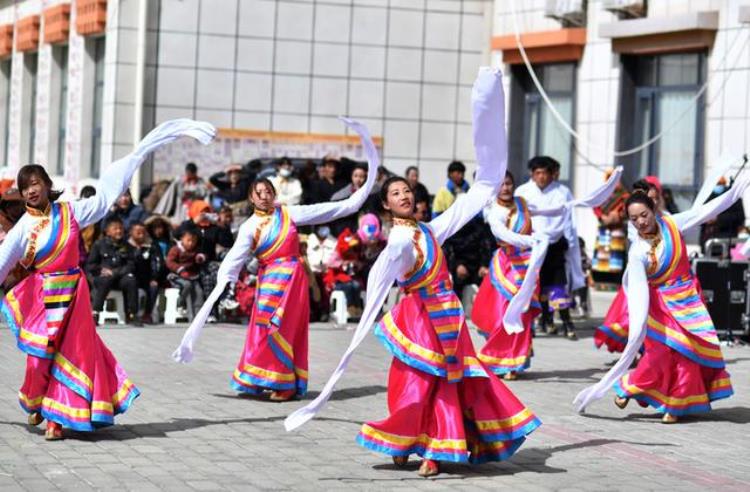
[208,384,387,402]
[520,367,605,383]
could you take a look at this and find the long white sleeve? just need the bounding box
[288,118,379,226]
[430,68,506,245]
[672,173,750,232]
[284,229,414,431]
[527,201,566,217]
[573,246,649,412]
[173,217,256,363]
[71,119,216,228]
[503,235,549,334]
[0,225,26,286]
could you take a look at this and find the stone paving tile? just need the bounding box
[0,293,748,491]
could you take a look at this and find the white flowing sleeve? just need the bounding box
[284,230,414,431]
[172,218,256,363]
[71,119,216,228]
[573,245,649,412]
[430,68,507,245]
[672,173,750,232]
[0,224,26,286]
[288,118,379,226]
[488,219,535,250]
[527,202,566,218]
[503,233,549,334]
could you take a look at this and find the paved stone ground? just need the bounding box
[0,291,748,491]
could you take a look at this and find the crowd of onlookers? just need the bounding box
[58,155,502,326]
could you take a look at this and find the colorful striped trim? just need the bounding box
[42,269,80,339]
[596,322,628,346]
[646,316,725,368]
[648,215,682,285]
[658,278,719,345]
[356,424,470,463]
[268,330,308,396]
[1,292,54,359]
[472,408,541,441]
[614,373,733,416]
[231,364,297,392]
[470,437,527,465]
[489,250,520,302]
[35,202,72,270]
[253,259,296,330]
[510,197,532,235]
[18,392,44,413]
[254,206,291,261]
[478,351,532,375]
[51,352,94,401]
[398,223,442,292]
[374,311,446,377]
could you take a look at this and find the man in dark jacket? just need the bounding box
[105,190,149,231]
[699,177,746,253]
[442,215,494,297]
[86,217,140,325]
[128,222,166,324]
[209,164,251,206]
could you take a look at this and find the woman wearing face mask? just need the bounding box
[173,118,379,402]
[284,69,540,478]
[0,119,214,440]
[574,175,750,423]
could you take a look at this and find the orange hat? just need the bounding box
[188,200,211,220]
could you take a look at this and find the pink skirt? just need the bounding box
[231,258,310,396]
[594,287,629,353]
[4,272,139,431]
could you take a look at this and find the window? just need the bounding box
[619,52,705,211]
[509,63,576,185]
[0,60,10,166]
[55,45,69,175]
[26,53,38,163]
[90,37,105,177]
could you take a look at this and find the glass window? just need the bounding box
[0,60,10,166]
[90,38,105,178]
[631,52,705,211]
[26,53,38,163]
[521,63,576,184]
[56,46,69,175]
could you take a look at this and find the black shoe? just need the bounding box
[126,314,143,327]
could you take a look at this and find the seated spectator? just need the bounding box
[305,157,345,204]
[105,189,149,231]
[432,160,469,218]
[86,217,140,326]
[269,157,303,206]
[442,214,493,298]
[357,213,386,278]
[145,214,173,258]
[405,166,430,204]
[175,200,234,321]
[166,229,206,320]
[331,163,376,235]
[128,222,166,324]
[153,162,209,225]
[299,237,322,321]
[414,198,431,222]
[306,225,337,321]
[78,185,100,268]
[324,228,365,320]
[209,164,250,207]
[0,188,28,291]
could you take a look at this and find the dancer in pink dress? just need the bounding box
[0,119,214,439]
[284,68,541,478]
[575,177,748,423]
[173,118,380,402]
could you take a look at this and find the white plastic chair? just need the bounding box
[329,290,348,326]
[98,291,125,326]
[164,287,189,325]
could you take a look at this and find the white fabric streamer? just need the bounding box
[284,67,508,432]
[502,167,623,334]
[172,117,381,364]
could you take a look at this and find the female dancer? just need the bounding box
[473,169,622,379]
[173,118,380,402]
[0,119,214,439]
[285,68,541,477]
[575,177,748,423]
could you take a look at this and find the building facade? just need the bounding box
[493,0,750,240]
[0,0,493,195]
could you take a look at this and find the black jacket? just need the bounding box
[85,237,135,277]
[442,216,495,276]
[131,241,167,284]
[174,220,234,263]
[209,172,251,204]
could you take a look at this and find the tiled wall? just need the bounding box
[147,0,492,192]
[493,0,750,242]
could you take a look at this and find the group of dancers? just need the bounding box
[0,68,738,477]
